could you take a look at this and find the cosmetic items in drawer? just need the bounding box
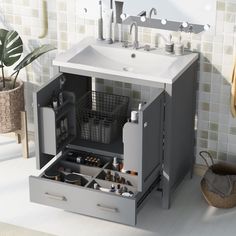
[97,170,133,186]
[89,180,136,198]
[64,150,110,168]
[43,166,89,187]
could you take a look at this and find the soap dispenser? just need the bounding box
[165,34,174,54]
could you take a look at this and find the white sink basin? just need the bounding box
[69,44,177,77]
[53,37,198,86]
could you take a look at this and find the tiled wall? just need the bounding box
[1,0,236,163]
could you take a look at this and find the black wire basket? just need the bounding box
[77,91,129,144]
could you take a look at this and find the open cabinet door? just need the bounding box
[123,89,164,192]
[33,73,91,169]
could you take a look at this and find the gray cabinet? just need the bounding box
[30,50,198,225]
[30,72,164,225]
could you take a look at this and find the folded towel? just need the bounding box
[204,168,233,197]
[231,60,236,117]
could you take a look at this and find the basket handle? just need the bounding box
[199,151,214,167]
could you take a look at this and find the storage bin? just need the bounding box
[77,91,129,144]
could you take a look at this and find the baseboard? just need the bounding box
[193,164,208,177]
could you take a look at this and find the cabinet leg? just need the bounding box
[161,173,171,209]
[20,111,29,159]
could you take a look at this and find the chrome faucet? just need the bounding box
[149,7,157,18]
[130,22,139,50]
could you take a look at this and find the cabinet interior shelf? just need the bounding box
[69,137,124,158]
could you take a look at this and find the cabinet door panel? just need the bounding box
[34,73,91,169]
[123,89,164,191]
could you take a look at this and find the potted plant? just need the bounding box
[0,29,55,133]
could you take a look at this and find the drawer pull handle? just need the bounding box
[96,204,118,213]
[44,192,67,201]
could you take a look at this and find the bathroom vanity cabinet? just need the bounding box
[29,38,198,225]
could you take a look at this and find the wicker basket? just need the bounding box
[77,91,129,144]
[200,151,236,208]
[0,78,24,133]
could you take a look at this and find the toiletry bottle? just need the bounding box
[58,76,66,106]
[175,35,184,56]
[60,119,66,141]
[63,117,68,138]
[104,8,113,44]
[110,184,116,192]
[165,34,174,54]
[58,89,63,106]
[52,91,58,109]
[138,102,142,111]
[97,0,104,40]
[94,183,99,190]
[116,184,122,195]
[113,157,119,171]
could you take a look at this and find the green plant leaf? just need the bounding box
[14,44,56,71]
[0,29,8,60]
[0,30,23,67]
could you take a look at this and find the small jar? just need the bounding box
[44,169,61,181]
[165,42,174,54]
[64,174,82,186]
[175,43,184,56]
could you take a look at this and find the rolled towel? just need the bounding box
[231,59,236,117]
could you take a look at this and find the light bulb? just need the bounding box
[120,13,127,21]
[182,21,188,28]
[140,16,146,22]
[204,24,211,31]
[161,19,167,25]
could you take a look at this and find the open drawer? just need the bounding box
[29,150,141,225]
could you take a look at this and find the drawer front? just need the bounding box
[29,176,137,225]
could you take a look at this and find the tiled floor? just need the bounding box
[0,135,236,236]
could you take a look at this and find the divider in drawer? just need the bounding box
[59,160,102,178]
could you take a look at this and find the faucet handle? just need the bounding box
[122,41,129,48]
[133,41,139,50]
[144,44,151,51]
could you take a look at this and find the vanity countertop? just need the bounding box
[53,37,198,87]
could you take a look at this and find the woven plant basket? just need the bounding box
[0,78,24,133]
[200,151,236,209]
